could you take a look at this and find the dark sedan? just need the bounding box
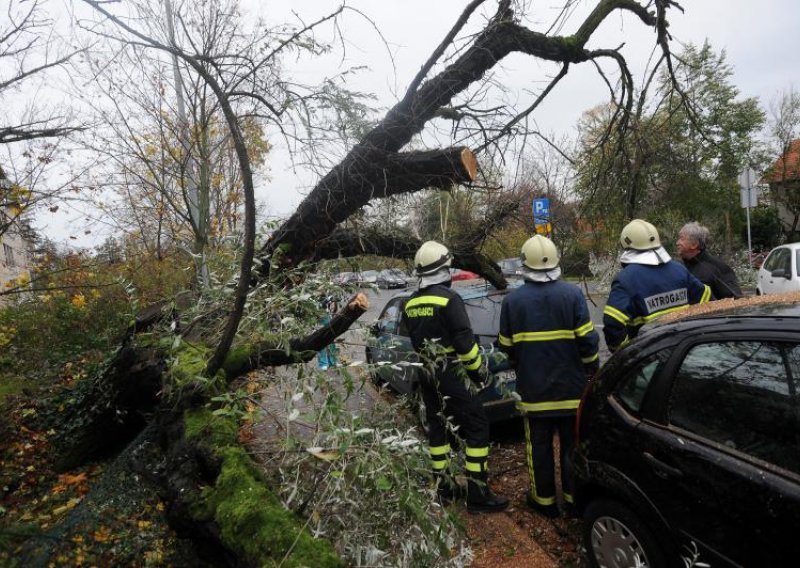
[376,268,409,289]
[573,297,800,568]
[365,287,519,426]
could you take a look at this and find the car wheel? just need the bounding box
[583,499,668,568]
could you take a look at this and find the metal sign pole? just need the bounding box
[738,167,757,273]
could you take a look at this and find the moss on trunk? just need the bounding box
[184,409,343,568]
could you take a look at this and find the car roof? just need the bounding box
[388,283,508,301]
[769,242,800,251]
[639,292,800,340]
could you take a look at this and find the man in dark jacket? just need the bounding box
[401,240,509,513]
[499,235,599,518]
[677,221,743,299]
[604,219,711,352]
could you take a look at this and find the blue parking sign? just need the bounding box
[533,197,550,225]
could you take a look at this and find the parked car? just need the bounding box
[497,257,523,278]
[376,268,409,289]
[365,288,519,426]
[357,270,379,285]
[450,268,479,281]
[335,271,358,285]
[573,299,800,568]
[756,242,800,295]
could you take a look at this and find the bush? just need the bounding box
[560,246,593,278]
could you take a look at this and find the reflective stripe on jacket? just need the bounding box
[401,284,483,377]
[498,280,599,415]
[603,260,711,352]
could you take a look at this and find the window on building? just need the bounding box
[3,243,15,267]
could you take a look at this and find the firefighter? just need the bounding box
[401,240,509,513]
[498,235,599,517]
[603,219,711,352]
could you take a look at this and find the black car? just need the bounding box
[376,268,409,289]
[365,286,519,425]
[573,299,800,567]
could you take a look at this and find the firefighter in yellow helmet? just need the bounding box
[498,235,599,517]
[603,219,711,352]
[401,241,509,513]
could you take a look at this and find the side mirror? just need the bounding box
[771,268,788,279]
[369,322,381,336]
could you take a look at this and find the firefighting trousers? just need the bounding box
[523,413,575,506]
[419,365,490,477]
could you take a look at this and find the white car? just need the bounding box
[757,243,800,295]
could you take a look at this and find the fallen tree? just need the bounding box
[28,1,686,565]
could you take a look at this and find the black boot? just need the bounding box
[466,472,509,514]
[435,472,466,502]
[525,493,560,518]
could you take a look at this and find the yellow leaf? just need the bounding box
[93,526,112,543]
[58,472,88,486]
[53,497,82,516]
[306,448,339,461]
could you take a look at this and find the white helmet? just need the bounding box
[620,219,661,251]
[521,235,559,270]
[414,241,453,276]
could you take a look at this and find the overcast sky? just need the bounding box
[36,0,797,247]
[253,0,796,214]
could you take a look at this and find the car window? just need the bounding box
[764,247,789,273]
[378,299,406,335]
[615,357,662,414]
[796,249,800,277]
[669,341,800,474]
[463,295,504,339]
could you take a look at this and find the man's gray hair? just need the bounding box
[680,221,710,250]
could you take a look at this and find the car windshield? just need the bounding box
[463,293,505,339]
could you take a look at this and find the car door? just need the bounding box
[370,297,417,395]
[634,334,800,566]
[759,246,795,294]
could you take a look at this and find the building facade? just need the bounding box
[0,170,34,293]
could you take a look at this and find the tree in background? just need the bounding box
[764,86,800,240]
[0,0,87,240]
[575,42,765,251]
[76,0,276,286]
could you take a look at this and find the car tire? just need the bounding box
[583,498,668,568]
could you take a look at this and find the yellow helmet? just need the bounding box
[413,241,453,276]
[521,235,559,270]
[620,219,661,251]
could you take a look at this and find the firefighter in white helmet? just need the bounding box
[603,219,711,352]
[498,235,599,517]
[401,240,509,513]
